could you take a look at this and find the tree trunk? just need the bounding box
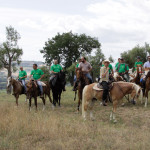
[7,63,12,94]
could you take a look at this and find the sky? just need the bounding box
[0,0,150,63]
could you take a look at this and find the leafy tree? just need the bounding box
[41,31,101,85]
[121,43,150,69]
[40,31,100,69]
[109,55,114,63]
[88,48,105,81]
[39,66,50,82]
[0,26,23,93]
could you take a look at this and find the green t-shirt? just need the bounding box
[115,62,119,70]
[134,61,143,70]
[117,63,129,73]
[50,64,62,73]
[30,69,44,80]
[19,70,27,80]
[76,63,79,68]
[102,64,113,73]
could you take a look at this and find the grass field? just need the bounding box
[0,87,150,150]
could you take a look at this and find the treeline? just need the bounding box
[0,26,149,90]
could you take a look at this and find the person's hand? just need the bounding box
[37,78,41,81]
[106,67,109,71]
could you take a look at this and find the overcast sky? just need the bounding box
[0,0,150,62]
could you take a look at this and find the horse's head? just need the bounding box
[136,64,143,76]
[76,68,82,80]
[26,80,34,94]
[7,76,13,88]
[114,72,124,81]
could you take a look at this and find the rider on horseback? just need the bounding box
[116,58,129,82]
[72,57,93,91]
[29,64,45,98]
[50,59,66,91]
[100,60,110,106]
[18,66,27,94]
[134,56,143,71]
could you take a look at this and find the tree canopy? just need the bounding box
[40,31,101,69]
[121,43,150,68]
[0,26,23,93]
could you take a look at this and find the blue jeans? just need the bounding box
[37,81,43,94]
[21,80,27,92]
[74,75,77,82]
[85,73,93,83]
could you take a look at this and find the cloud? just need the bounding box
[0,0,150,62]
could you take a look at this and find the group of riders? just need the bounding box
[17,55,150,106]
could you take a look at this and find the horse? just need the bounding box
[131,64,144,85]
[113,72,124,81]
[75,68,91,111]
[82,82,142,123]
[143,71,150,107]
[26,80,52,111]
[7,77,27,106]
[50,71,65,107]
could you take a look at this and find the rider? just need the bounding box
[79,56,93,83]
[115,58,121,71]
[141,56,150,87]
[29,64,45,98]
[72,57,92,91]
[50,59,66,91]
[102,61,114,81]
[100,60,110,106]
[18,66,27,94]
[116,58,129,82]
[134,56,143,71]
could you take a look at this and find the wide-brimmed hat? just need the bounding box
[103,60,110,64]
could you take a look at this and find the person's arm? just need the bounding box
[38,74,44,81]
[102,67,109,78]
[29,71,33,80]
[111,69,114,76]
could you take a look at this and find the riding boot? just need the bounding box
[102,99,107,106]
[40,92,44,98]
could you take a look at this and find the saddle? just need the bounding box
[93,83,113,91]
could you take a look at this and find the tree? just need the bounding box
[41,31,101,85]
[39,66,50,82]
[40,31,101,69]
[88,48,105,81]
[0,26,23,93]
[121,43,150,69]
[109,55,114,63]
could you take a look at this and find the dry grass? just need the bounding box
[0,87,150,150]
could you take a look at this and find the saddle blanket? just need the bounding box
[93,83,113,91]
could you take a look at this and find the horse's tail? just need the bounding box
[82,85,88,118]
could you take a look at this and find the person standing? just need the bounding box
[18,66,27,93]
[134,56,143,71]
[29,64,45,98]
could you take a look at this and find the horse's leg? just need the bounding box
[58,93,61,107]
[15,95,19,106]
[112,100,118,123]
[77,90,82,111]
[29,98,32,111]
[34,97,37,111]
[145,90,148,107]
[89,100,95,121]
[41,97,46,111]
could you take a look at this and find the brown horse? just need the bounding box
[144,71,150,107]
[26,80,52,111]
[131,64,143,85]
[82,82,142,123]
[75,68,91,111]
[113,72,124,81]
[7,77,27,106]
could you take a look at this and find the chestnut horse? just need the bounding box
[113,72,124,81]
[7,77,27,106]
[82,82,142,123]
[26,80,52,111]
[75,68,91,111]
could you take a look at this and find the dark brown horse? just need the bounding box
[26,80,52,111]
[7,77,27,106]
[75,68,91,111]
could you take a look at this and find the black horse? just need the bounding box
[50,71,66,106]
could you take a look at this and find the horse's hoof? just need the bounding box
[113,120,117,123]
[121,103,125,107]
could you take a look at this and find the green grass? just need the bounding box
[0,87,150,150]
